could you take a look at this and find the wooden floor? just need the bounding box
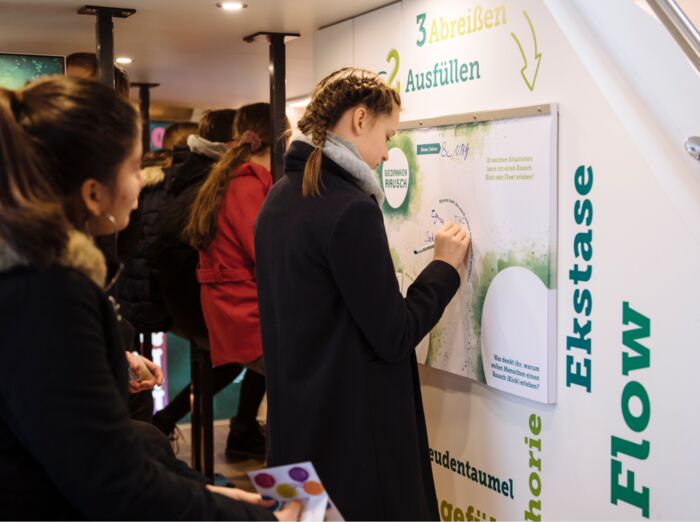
[173,420,265,491]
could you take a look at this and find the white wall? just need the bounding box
[314,0,700,519]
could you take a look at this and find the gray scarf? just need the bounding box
[296,132,385,205]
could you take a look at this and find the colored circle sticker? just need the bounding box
[303,480,324,496]
[276,483,297,498]
[288,466,309,482]
[254,473,276,489]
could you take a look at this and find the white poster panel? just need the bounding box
[379,108,557,404]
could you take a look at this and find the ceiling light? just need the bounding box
[217,2,247,11]
[115,56,132,65]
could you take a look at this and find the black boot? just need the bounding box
[225,369,266,460]
[225,418,266,461]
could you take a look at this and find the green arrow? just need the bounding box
[511,11,541,92]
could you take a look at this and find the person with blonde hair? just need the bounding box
[255,68,471,520]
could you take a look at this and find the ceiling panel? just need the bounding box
[0,0,395,109]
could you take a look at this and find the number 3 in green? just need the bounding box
[416,13,427,47]
[386,49,400,92]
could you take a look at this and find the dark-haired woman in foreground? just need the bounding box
[0,76,299,520]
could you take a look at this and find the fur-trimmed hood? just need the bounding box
[0,230,107,288]
[141,166,166,188]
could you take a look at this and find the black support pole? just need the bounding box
[78,5,136,88]
[244,31,300,182]
[132,82,160,153]
[96,11,114,87]
[269,34,286,183]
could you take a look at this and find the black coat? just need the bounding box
[0,246,275,520]
[116,167,172,333]
[255,141,460,521]
[153,152,215,342]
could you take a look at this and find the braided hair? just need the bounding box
[297,68,401,197]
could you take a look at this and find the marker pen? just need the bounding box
[413,243,435,255]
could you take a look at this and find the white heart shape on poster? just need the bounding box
[481,266,547,401]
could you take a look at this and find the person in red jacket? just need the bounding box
[184,103,288,458]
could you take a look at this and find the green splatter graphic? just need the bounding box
[376,133,421,217]
[548,246,557,289]
[454,121,492,157]
[475,350,486,383]
[471,247,552,342]
[389,247,403,273]
[426,324,442,365]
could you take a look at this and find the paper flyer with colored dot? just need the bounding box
[248,462,344,521]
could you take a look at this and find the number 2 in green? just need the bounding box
[386,49,400,92]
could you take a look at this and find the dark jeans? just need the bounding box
[153,352,266,436]
[128,389,155,423]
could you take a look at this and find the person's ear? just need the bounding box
[351,106,368,136]
[80,178,105,217]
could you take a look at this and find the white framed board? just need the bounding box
[378,104,558,404]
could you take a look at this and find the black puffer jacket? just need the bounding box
[153,152,216,341]
[115,166,172,333]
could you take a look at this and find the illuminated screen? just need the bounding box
[0,53,65,89]
[149,121,174,151]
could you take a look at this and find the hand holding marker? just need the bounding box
[415,221,471,270]
[413,243,435,254]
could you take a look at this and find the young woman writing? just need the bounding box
[255,68,470,520]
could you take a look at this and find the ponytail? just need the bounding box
[0,88,69,268]
[302,128,327,198]
[184,101,285,251]
[183,144,254,250]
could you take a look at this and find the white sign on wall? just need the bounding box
[380,108,558,404]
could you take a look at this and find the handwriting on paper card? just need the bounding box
[441,141,470,161]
